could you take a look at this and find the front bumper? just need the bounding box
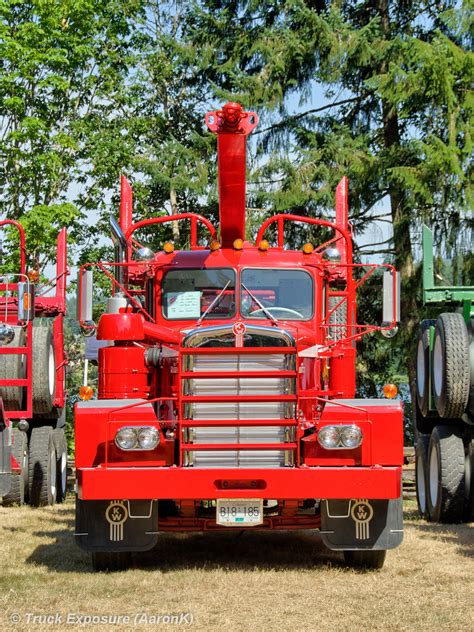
[77,465,402,501]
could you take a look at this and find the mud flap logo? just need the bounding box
[105,501,128,541]
[351,499,374,540]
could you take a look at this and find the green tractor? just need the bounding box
[414,225,473,523]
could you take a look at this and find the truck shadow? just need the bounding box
[409,521,474,559]
[27,527,345,573]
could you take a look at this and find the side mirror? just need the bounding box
[381,269,400,338]
[17,281,35,321]
[77,269,93,325]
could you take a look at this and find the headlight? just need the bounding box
[115,427,137,450]
[317,424,363,449]
[340,425,363,448]
[115,426,160,450]
[137,426,159,450]
[317,425,340,449]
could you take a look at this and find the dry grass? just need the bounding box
[0,497,472,631]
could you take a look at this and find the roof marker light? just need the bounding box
[209,240,220,251]
[163,242,175,254]
[258,240,269,251]
[233,238,244,250]
[303,243,314,255]
[383,383,398,399]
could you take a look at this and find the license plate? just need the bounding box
[216,499,263,527]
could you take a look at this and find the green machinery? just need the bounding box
[414,225,473,523]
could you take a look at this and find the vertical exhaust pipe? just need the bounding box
[205,103,258,247]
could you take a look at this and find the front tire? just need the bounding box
[2,429,28,505]
[28,426,57,506]
[343,549,386,570]
[427,425,465,523]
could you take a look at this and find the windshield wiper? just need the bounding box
[241,283,278,325]
[197,280,231,325]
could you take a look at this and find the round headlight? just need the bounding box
[115,427,137,450]
[137,426,159,450]
[318,425,339,449]
[340,425,362,448]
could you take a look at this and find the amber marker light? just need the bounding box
[303,243,314,255]
[209,240,220,251]
[233,238,244,250]
[79,385,94,401]
[258,239,269,251]
[383,383,398,399]
[163,242,175,254]
[28,270,39,283]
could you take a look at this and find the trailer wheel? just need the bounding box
[432,314,470,418]
[416,320,436,416]
[91,551,131,572]
[32,326,56,415]
[2,429,28,505]
[463,436,474,523]
[28,426,57,506]
[53,428,68,503]
[343,549,386,570]
[415,434,430,519]
[0,327,25,410]
[427,425,465,523]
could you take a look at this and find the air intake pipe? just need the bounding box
[205,103,258,248]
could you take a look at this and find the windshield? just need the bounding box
[162,268,235,320]
[241,269,313,321]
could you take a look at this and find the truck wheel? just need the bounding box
[0,327,25,410]
[53,428,68,503]
[91,551,132,572]
[427,425,465,523]
[415,434,430,519]
[28,426,57,506]
[32,326,56,415]
[343,549,386,570]
[463,436,474,522]
[432,314,470,418]
[416,320,436,416]
[2,429,28,505]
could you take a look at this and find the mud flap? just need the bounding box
[75,498,159,552]
[320,497,403,551]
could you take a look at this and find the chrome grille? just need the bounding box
[181,326,296,468]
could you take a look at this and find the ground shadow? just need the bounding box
[408,520,474,559]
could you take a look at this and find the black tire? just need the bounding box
[343,549,386,570]
[2,429,28,505]
[91,551,132,572]
[416,320,436,416]
[328,296,347,341]
[463,436,474,522]
[427,425,465,523]
[32,326,56,415]
[53,428,68,503]
[415,434,430,519]
[0,327,25,410]
[432,313,470,418]
[28,426,57,506]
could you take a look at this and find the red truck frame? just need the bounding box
[75,103,403,571]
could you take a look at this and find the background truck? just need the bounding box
[75,102,403,571]
[414,226,473,523]
[0,220,68,506]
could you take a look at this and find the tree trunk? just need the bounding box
[170,186,180,242]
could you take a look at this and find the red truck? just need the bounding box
[0,222,68,506]
[75,103,403,571]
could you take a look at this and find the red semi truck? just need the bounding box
[0,222,68,506]
[75,103,403,571]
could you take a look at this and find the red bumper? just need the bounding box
[77,466,402,501]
